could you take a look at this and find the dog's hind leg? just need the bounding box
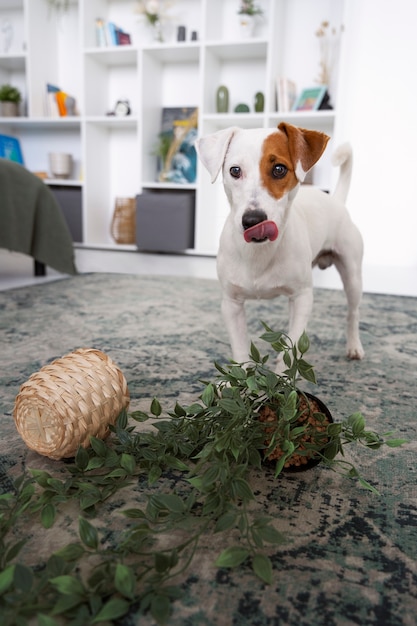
[334,254,365,360]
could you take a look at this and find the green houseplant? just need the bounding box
[0,84,21,117]
[0,326,406,625]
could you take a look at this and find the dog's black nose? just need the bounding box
[242,209,268,230]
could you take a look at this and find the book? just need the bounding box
[45,83,77,117]
[276,78,297,112]
[157,107,198,184]
[0,134,24,164]
[95,17,131,47]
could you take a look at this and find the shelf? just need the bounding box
[142,42,200,63]
[0,53,26,71]
[0,117,81,129]
[84,46,138,66]
[4,0,344,252]
[85,116,138,128]
[205,39,268,60]
[142,182,197,191]
[45,179,83,187]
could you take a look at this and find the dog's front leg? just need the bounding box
[282,288,314,364]
[222,295,250,364]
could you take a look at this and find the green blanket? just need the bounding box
[0,159,76,275]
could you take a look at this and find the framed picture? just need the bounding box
[292,86,327,112]
[157,107,198,184]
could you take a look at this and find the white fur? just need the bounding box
[196,126,365,369]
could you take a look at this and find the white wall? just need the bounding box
[315,0,417,296]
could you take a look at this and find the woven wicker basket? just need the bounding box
[13,348,130,460]
[110,197,136,244]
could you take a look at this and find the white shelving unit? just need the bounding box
[0,0,345,255]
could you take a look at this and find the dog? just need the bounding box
[196,122,364,368]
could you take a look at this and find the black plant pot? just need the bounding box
[262,392,334,473]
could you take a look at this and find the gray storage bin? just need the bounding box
[136,189,195,252]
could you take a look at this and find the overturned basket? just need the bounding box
[13,348,130,460]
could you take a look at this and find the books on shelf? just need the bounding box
[45,84,77,118]
[95,18,132,47]
[275,78,297,113]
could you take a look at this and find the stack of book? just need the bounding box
[45,84,77,118]
[95,19,132,47]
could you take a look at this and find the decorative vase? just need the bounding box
[151,19,164,42]
[0,101,18,117]
[238,14,256,38]
[13,348,130,460]
[216,85,229,113]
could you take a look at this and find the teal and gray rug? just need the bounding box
[0,273,416,625]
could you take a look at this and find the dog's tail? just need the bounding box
[332,143,353,205]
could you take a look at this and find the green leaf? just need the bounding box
[155,552,172,573]
[385,438,408,447]
[37,614,60,626]
[215,546,250,568]
[50,593,84,615]
[114,563,136,599]
[349,412,365,436]
[120,452,136,474]
[78,516,98,550]
[201,383,215,407]
[50,575,85,596]
[150,593,171,625]
[214,511,237,533]
[297,359,316,383]
[231,478,254,502]
[0,564,15,594]
[75,446,90,470]
[297,331,310,355]
[156,494,185,513]
[148,464,162,485]
[30,469,52,488]
[173,402,186,417]
[41,503,56,529]
[92,597,130,623]
[150,397,162,416]
[250,342,261,363]
[54,543,85,562]
[252,553,273,584]
[4,538,27,564]
[256,525,285,545]
[13,563,33,592]
[89,436,107,457]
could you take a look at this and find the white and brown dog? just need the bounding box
[196,122,364,368]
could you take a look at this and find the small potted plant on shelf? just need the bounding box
[237,0,263,37]
[0,84,21,117]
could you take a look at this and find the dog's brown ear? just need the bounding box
[196,127,238,183]
[278,122,330,182]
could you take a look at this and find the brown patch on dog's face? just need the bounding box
[260,132,299,200]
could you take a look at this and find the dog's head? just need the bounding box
[196,122,329,244]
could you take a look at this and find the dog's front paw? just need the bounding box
[346,343,365,360]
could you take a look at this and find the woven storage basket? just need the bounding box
[110,197,136,244]
[13,348,130,460]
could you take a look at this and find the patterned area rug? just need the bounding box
[0,273,416,625]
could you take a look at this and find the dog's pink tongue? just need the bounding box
[243,220,279,243]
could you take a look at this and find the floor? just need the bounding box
[0,247,416,298]
[0,247,218,291]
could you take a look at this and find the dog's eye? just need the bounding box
[272,164,288,179]
[230,166,241,179]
